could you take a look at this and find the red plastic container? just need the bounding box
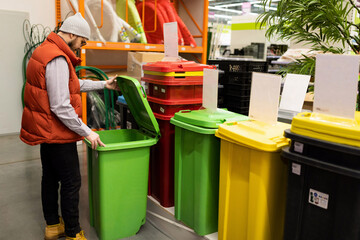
[143,74,203,82]
[149,113,175,207]
[143,61,216,73]
[148,96,202,115]
[143,79,203,101]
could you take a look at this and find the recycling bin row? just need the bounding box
[87,76,360,240]
[171,109,360,240]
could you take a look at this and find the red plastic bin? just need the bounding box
[143,61,216,73]
[148,96,202,115]
[143,80,203,101]
[149,113,175,207]
[143,74,203,82]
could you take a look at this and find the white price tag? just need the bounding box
[161,88,166,93]
[294,142,304,153]
[125,45,130,49]
[160,107,165,113]
[292,163,301,175]
[96,43,102,47]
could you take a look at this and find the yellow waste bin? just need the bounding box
[215,120,290,240]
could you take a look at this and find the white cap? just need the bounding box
[59,12,91,39]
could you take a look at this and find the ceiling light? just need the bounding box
[216,1,261,8]
[213,14,233,20]
[252,4,277,11]
[209,6,243,14]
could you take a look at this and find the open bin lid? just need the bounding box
[117,76,160,139]
[291,112,360,147]
[172,108,249,129]
[142,61,215,72]
[215,120,291,152]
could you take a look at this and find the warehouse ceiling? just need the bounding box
[208,0,279,23]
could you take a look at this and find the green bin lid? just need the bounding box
[173,108,249,129]
[117,76,160,138]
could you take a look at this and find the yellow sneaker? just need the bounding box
[44,217,65,240]
[65,230,87,240]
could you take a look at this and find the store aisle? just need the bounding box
[0,134,207,240]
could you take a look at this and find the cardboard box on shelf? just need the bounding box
[302,92,314,111]
[127,52,165,79]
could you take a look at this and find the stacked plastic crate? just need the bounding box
[208,60,268,115]
[142,61,215,207]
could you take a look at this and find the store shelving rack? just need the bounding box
[55,0,209,125]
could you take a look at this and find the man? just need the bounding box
[20,13,118,240]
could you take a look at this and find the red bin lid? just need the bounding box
[142,60,216,72]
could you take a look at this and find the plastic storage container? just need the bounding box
[143,60,215,74]
[148,96,202,115]
[215,120,290,240]
[171,109,249,236]
[85,76,160,240]
[142,77,203,100]
[281,112,360,240]
[116,95,138,129]
[149,113,175,207]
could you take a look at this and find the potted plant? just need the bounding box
[257,0,360,109]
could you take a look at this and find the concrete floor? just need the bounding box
[0,133,211,240]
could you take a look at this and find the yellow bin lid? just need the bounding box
[291,112,360,147]
[215,120,291,152]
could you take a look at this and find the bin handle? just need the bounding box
[220,119,227,123]
[179,110,192,113]
[140,86,147,98]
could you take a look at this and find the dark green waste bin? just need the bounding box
[170,108,248,235]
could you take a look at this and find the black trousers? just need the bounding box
[40,142,81,237]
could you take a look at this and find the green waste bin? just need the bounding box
[85,76,160,240]
[170,109,248,236]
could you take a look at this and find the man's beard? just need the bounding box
[67,39,77,52]
[67,39,80,55]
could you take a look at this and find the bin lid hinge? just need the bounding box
[140,127,159,139]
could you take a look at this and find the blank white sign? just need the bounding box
[279,73,311,112]
[313,54,359,119]
[249,72,282,125]
[163,22,179,61]
[202,69,219,112]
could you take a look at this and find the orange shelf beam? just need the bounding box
[83,41,203,53]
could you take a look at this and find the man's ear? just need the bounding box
[69,33,76,40]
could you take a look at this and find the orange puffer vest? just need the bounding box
[20,32,83,145]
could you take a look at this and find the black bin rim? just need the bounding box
[282,146,360,179]
[284,129,360,157]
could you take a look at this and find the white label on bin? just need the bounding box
[160,107,165,113]
[161,88,166,93]
[308,188,329,209]
[292,163,301,175]
[154,86,158,91]
[127,121,132,129]
[294,142,304,153]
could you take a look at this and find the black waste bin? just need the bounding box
[282,129,360,240]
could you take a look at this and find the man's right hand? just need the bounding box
[86,131,106,150]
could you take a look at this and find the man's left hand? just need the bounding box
[105,75,121,91]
